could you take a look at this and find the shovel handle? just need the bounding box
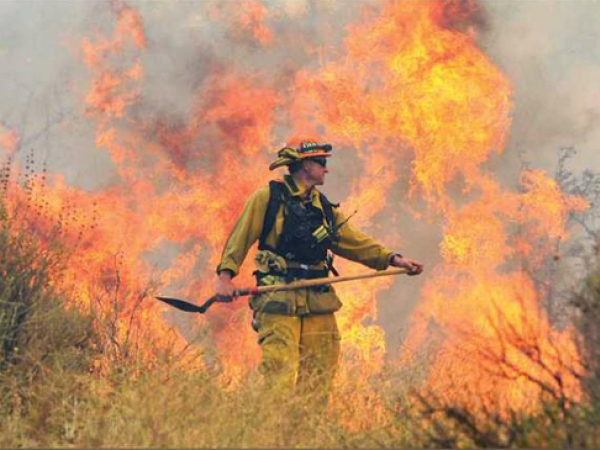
[160,268,409,314]
[233,287,260,297]
[233,268,408,297]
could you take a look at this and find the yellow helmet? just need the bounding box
[269,140,333,171]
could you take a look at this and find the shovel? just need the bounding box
[156,268,408,314]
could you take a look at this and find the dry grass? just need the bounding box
[1,197,600,448]
[1,302,598,449]
[0,343,417,448]
[0,201,413,447]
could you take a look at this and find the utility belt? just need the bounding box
[255,266,330,286]
[250,250,342,317]
[253,250,333,291]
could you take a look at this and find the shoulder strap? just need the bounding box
[319,191,339,239]
[259,180,286,250]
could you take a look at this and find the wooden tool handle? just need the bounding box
[233,268,408,297]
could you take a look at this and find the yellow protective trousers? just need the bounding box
[254,311,341,404]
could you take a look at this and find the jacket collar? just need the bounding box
[283,174,319,200]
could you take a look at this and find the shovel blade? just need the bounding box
[156,296,206,313]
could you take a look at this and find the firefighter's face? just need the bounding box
[303,158,328,185]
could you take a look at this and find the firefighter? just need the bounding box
[215,140,423,403]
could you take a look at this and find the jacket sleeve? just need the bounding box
[331,209,395,271]
[216,187,270,277]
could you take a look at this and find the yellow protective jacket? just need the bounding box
[217,174,395,316]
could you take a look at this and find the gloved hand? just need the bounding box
[390,254,424,276]
[215,271,236,302]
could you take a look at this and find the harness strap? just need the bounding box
[319,192,338,241]
[259,180,287,251]
[259,180,339,251]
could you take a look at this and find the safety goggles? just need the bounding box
[310,157,328,168]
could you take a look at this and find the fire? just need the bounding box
[293,0,586,424]
[414,271,583,413]
[0,126,20,155]
[234,0,273,46]
[1,0,589,429]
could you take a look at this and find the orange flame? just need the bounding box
[0,126,20,155]
[235,0,273,46]
[1,0,590,428]
[293,0,586,424]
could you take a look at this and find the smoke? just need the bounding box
[1,0,597,192]
[481,1,600,174]
[0,0,597,358]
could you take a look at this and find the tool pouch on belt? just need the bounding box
[250,250,339,316]
[251,250,293,315]
[253,250,329,286]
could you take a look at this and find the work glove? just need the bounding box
[391,254,424,276]
[215,271,236,302]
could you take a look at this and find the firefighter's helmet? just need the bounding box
[269,141,333,171]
